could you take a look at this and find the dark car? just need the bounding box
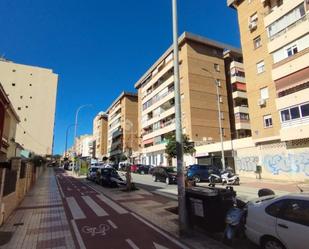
[136,164,151,174]
[186,164,220,182]
[152,166,177,185]
[97,168,125,187]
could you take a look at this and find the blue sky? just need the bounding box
[0,0,240,155]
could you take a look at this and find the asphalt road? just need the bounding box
[126,172,289,202]
[55,169,191,249]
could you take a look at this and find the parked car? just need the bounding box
[130,164,139,173]
[87,166,102,181]
[186,164,220,182]
[136,164,151,174]
[148,165,156,175]
[98,168,125,187]
[245,193,309,249]
[64,162,73,171]
[152,166,177,185]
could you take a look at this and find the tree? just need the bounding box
[165,133,196,164]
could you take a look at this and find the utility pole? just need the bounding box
[215,82,225,170]
[172,0,187,234]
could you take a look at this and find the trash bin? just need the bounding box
[186,186,236,232]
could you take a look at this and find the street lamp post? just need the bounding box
[73,104,92,171]
[65,124,75,158]
[172,0,188,234]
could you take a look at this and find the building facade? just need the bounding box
[135,32,244,166]
[0,84,20,161]
[93,112,108,160]
[75,134,93,158]
[225,0,309,180]
[106,92,138,163]
[0,59,58,155]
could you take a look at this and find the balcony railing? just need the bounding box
[143,87,174,111]
[269,13,309,41]
[281,116,309,128]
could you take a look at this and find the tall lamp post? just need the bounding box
[172,0,187,234]
[65,124,75,158]
[73,104,92,170]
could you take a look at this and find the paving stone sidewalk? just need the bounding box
[0,168,76,249]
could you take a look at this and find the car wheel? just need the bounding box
[209,176,215,184]
[193,175,200,183]
[152,175,157,182]
[165,177,170,185]
[234,179,240,185]
[262,237,286,249]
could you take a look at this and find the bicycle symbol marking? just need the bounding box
[81,224,110,237]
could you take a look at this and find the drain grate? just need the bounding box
[0,231,13,246]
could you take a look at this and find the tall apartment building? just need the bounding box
[227,0,309,180]
[75,134,93,158]
[93,112,108,159]
[0,59,58,155]
[135,32,245,166]
[106,92,138,163]
[224,50,252,139]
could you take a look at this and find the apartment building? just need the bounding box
[93,112,108,159]
[75,134,93,158]
[224,50,252,139]
[0,59,58,155]
[0,84,20,161]
[227,0,309,180]
[135,32,244,166]
[106,92,138,163]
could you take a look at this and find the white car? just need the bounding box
[245,193,309,249]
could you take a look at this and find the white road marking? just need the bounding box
[131,213,190,249]
[97,194,128,214]
[71,220,86,249]
[82,196,108,217]
[107,219,118,229]
[126,239,140,249]
[66,197,86,220]
[154,242,169,249]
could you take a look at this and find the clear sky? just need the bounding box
[0,0,240,155]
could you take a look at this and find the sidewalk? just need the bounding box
[0,168,76,249]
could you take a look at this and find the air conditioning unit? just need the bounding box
[258,98,266,106]
[248,21,257,31]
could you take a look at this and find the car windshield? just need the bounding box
[166,167,176,173]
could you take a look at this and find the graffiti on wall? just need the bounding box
[235,156,259,172]
[263,153,309,176]
[235,153,309,176]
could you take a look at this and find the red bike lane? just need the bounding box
[55,169,190,249]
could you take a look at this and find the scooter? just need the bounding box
[209,168,240,185]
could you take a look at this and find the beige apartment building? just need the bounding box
[106,92,138,163]
[93,112,108,159]
[0,59,58,155]
[135,32,247,166]
[226,0,309,180]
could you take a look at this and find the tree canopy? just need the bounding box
[165,133,196,159]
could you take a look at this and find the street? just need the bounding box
[128,172,291,202]
[55,169,191,249]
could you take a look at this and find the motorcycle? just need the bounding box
[209,168,240,185]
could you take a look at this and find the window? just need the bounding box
[30,96,32,99]
[214,64,220,72]
[253,36,262,49]
[264,115,273,128]
[281,109,290,122]
[221,128,225,136]
[17,107,21,110]
[301,104,309,117]
[260,87,269,100]
[266,200,285,217]
[290,106,300,119]
[12,83,16,86]
[12,69,16,72]
[220,112,224,120]
[216,79,221,87]
[29,84,32,86]
[25,106,28,109]
[286,44,298,57]
[250,12,258,22]
[256,60,265,74]
[219,95,223,103]
[281,200,309,227]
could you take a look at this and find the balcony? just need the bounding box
[235,121,251,130]
[234,106,249,114]
[142,105,175,129]
[143,122,176,141]
[268,13,309,53]
[231,75,245,84]
[280,116,309,141]
[230,61,244,70]
[276,87,309,111]
[142,142,167,154]
[232,91,247,99]
[143,90,175,114]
